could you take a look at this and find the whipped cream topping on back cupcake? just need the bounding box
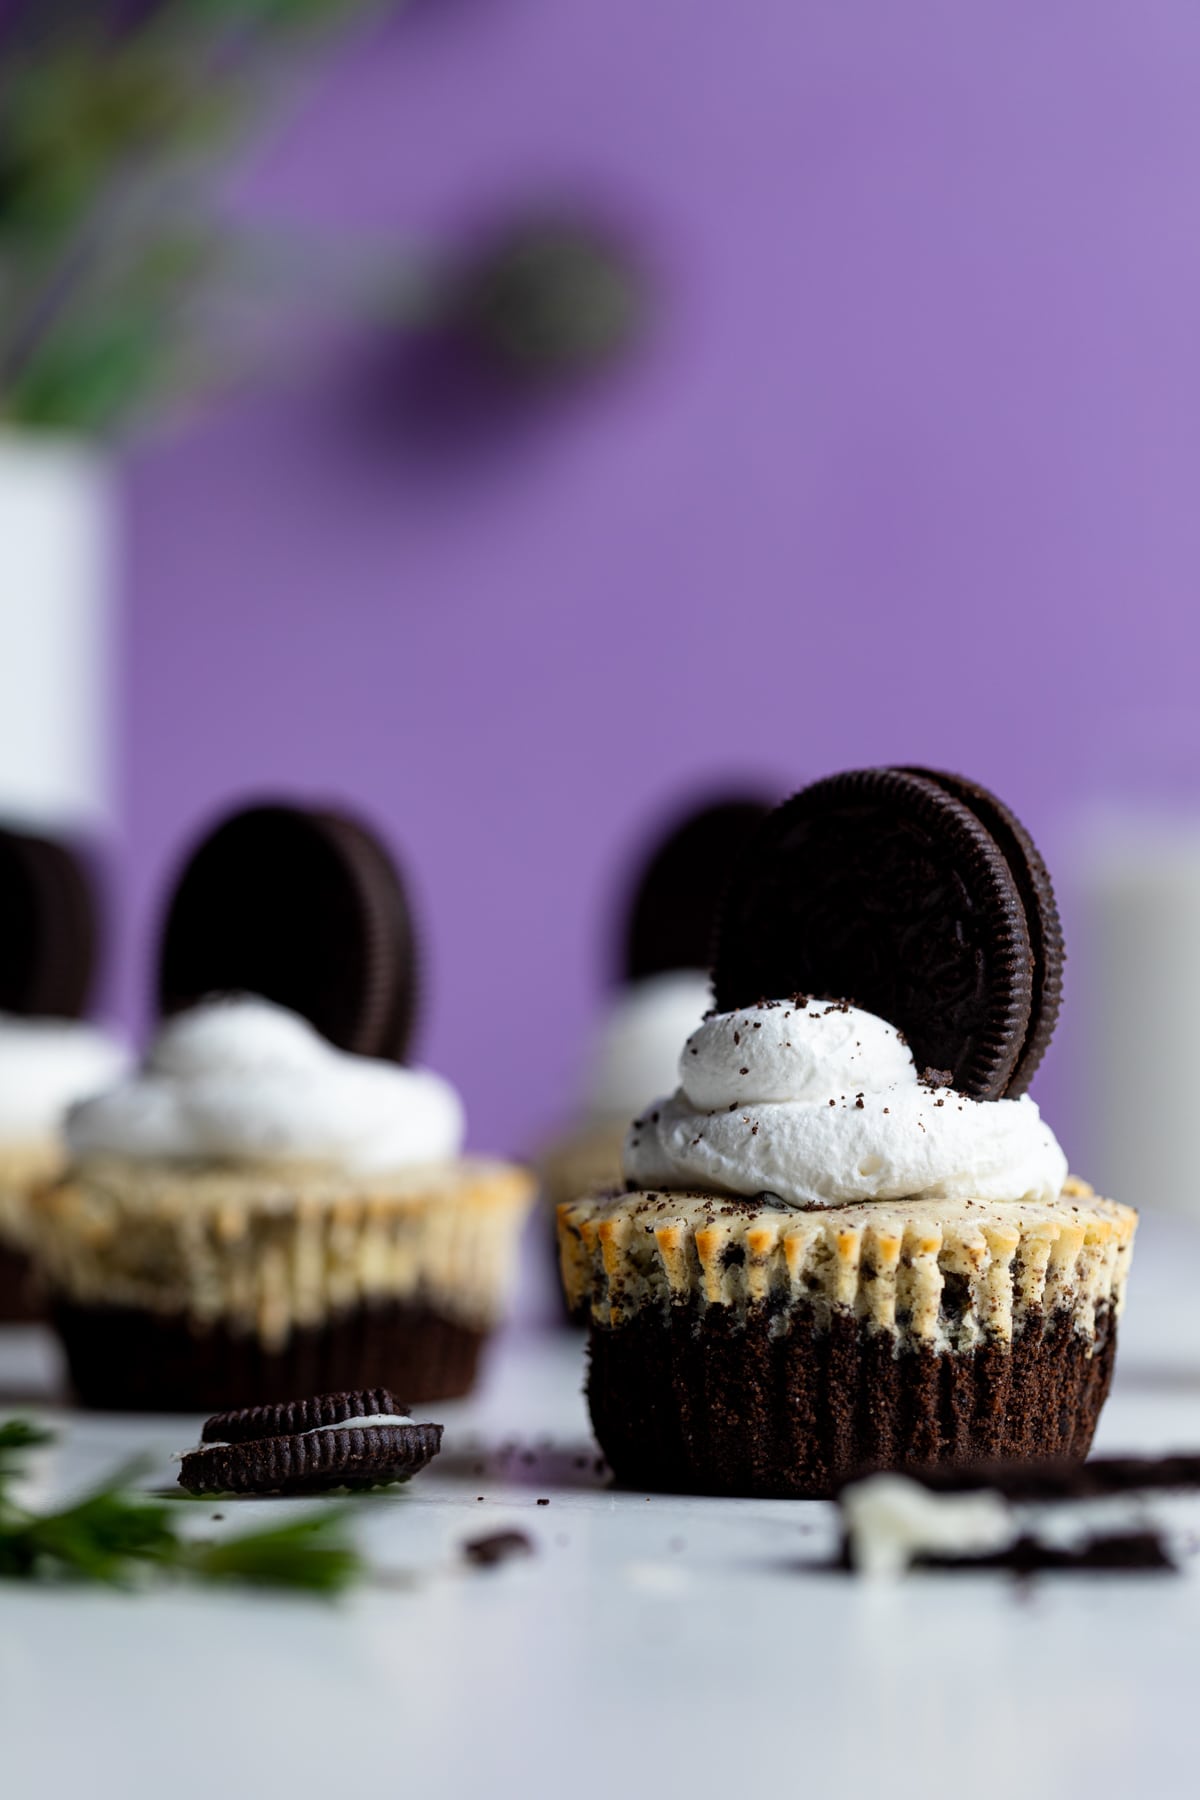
[66,996,464,1174]
[0,1016,130,1143]
[580,969,713,1122]
[623,997,1068,1207]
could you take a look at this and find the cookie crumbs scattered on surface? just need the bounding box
[463,1530,534,1568]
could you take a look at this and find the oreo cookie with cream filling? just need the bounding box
[158,801,418,1062]
[178,1388,442,1495]
[712,768,1039,1100]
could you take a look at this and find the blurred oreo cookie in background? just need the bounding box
[536,787,776,1322]
[0,823,99,1020]
[0,823,124,1322]
[158,799,420,1064]
[620,792,775,984]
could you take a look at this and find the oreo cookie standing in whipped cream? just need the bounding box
[178,1388,443,1495]
[622,794,774,983]
[712,768,1038,1100]
[158,802,418,1062]
[899,769,1063,1098]
[0,824,98,1018]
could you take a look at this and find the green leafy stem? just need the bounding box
[0,1418,365,1594]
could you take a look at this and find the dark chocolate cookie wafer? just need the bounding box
[712,768,1034,1100]
[158,802,418,1062]
[900,769,1063,1097]
[201,1386,408,1446]
[623,793,773,982]
[179,1388,442,1495]
[0,825,97,1017]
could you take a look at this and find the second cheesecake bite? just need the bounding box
[33,801,534,1410]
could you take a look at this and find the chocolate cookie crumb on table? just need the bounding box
[462,1530,535,1568]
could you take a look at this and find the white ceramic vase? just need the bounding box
[0,429,116,829]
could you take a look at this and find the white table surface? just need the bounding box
[4,1212,1200,1800]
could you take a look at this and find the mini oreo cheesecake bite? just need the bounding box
[558,768,1137,1498]
[32,802,535,1410]
[538,796,772,1265]
[0,827,129,1321]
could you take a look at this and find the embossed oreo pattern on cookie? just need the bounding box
[200,1386,409,1446]
[899,768,1064,1098]
[159,802,419,1063]
[178,1387,442,1495]
[713,768,1036,1100]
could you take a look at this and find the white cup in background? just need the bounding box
[1081,818,1200,1218]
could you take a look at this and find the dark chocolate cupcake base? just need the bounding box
[0,1242,42,1323]
[53,1299,486,1412]
[587,1302,1118,1499]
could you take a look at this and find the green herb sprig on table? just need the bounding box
[0,1419,364,1593]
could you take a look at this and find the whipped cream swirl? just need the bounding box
[0,1016,130,1143]
[66,996,465,1174]
[623,998,1068,1206]
[580,969,714,1122]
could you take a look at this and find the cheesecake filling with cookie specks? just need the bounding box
[65,996,465,1174]
[623,998,1068,1208]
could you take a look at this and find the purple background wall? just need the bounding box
[120,1,1200,1165]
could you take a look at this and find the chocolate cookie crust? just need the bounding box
[54,1299,486,1412]
[712,768,1035,1099]
[587,1301,1118,1499]
[0,1242,39,1322]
